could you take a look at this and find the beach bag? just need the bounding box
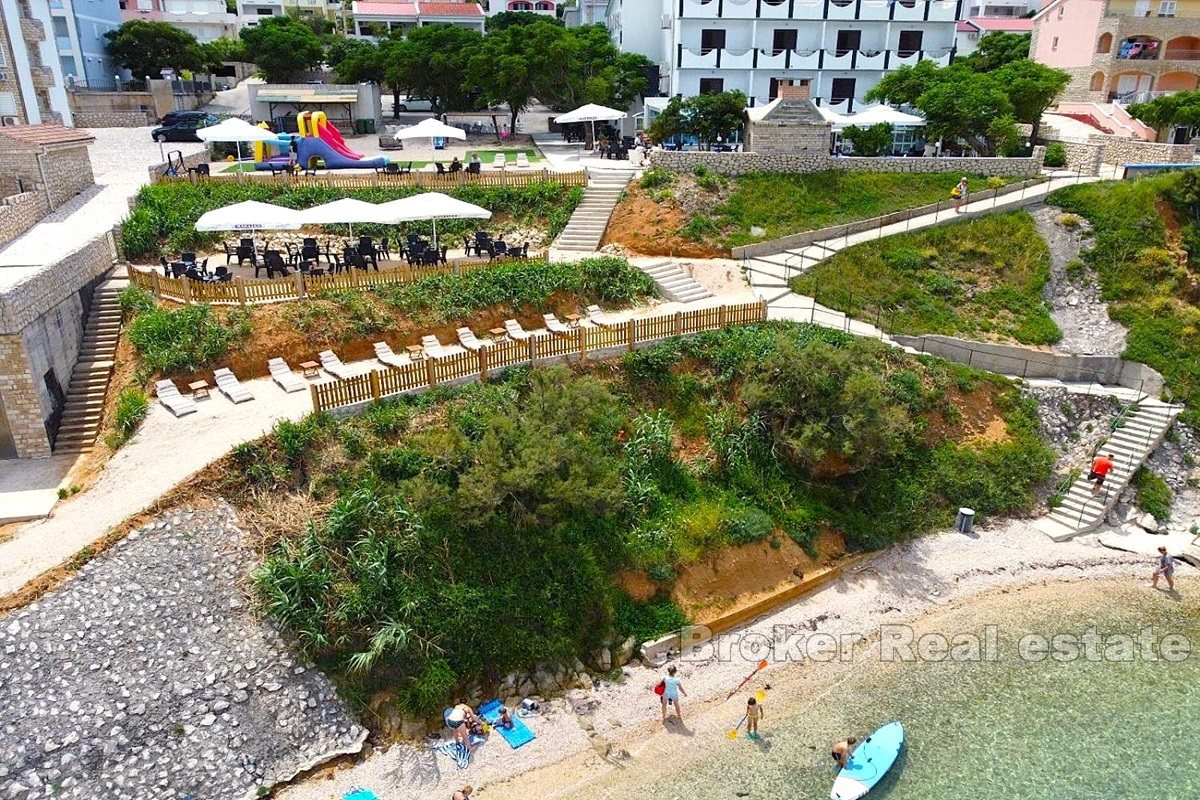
[950,187,962,199]
[654,680,666,696]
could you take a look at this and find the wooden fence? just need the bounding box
[310,301,769,413]
[129,261,489,305]
[153,168,588,191]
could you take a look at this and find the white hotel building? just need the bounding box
[606,0,963,113]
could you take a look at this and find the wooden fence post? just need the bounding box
[674,311,683,337]
[150,271,162,299]
[295,270,306,299]
[760,298,768,321]
[425,356,436,387]
[578,328,587,361]
[527,336,536,363]
[369,370,381,401]
[181,277,193,304]
[478,347,488,382]
[309,383,320,412]
[719,304,727,328]
[626,319,635,351]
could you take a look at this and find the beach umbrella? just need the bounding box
[194,200,301,232]
[394,117,468,149]
[376,192,491,252]
[842,104,925,128]
[554,103,627,150]
[298,198,392,237]
[196,118,280,172]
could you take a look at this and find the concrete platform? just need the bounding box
[0,454,76,523]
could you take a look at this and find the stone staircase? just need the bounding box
[639,260,714,304]
[54,273,127,454]
[554,172,630,252]
[1036,398,1184,541]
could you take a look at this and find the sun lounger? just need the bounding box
[504,318,534,341]
[374,341,412,368]
[268,357,306,393]
[421,334,455,360]
[456,327,492,352]
[492,153,506,169]
[319,349,357,380]
[586,304,618,328]
[543,313,573,336]
[155,379,197,417]
[516,152,530,168]
[213,367,254,403]
[479,699,536,749]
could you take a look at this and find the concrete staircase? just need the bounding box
[54,273,127,454]
[1036,398,1184,541]
[554,172,630,252]
[639,260,714,304]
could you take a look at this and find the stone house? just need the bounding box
[0,123,94,209]
[744,93,833,156]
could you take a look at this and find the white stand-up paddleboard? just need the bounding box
[830,721,905,800]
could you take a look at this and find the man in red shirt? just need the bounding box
[1089,453,1115,494]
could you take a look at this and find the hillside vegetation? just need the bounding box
[791,210,1061,345]
[226,323,1053,715]
[1049,174,1200,423]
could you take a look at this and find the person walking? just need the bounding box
[745,696,763,740]
[660,665,687,724]
[1150,545,1176,591]
[1088,453,1115,495]
[952,176,969,214]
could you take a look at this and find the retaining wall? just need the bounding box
[1086,134,1195,166]
[0,192,50,248]
[74,111,156,128]
[893,334,1165,396]
[649,147,1046,178]
[1044,140,1104,177]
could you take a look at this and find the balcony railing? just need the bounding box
[679,0,958,23]
[678,46,954,70]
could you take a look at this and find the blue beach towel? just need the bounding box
[432,740,474,769]
[343,791,379,800]
[479,699,537,749]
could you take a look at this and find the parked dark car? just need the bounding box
[159,109,210,126]
[151,114,218,143]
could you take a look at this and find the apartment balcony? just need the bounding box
[30,66,56,89]
[20,16,46,42]
[55,35,73,53]
[678,0,957,23]
[678,47,952,70]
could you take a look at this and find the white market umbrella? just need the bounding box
[376,192,491,252]
[843,104,925,128]
[195,200,301,232]
[394,117,468,147]
[554,103,627,150]
[298,198,392,237]
[196,118,280,172]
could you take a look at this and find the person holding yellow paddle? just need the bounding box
[727,690,768,741]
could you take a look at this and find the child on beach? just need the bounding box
[745,697,763,740]
[497,706,514,730]
[660,665,687,723]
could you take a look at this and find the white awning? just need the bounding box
[394,117,468,141]
[375,192,491,224]
[194,201,301,232]
[297,198,393,226]
[554,103,627,124]
[195,118,280,144]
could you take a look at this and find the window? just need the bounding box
[835,29,861,56]
[830,77,856,102]
[897,30,922,57]
[1057,4,1063,17]
[772,29,797,54]
[698,78,724,94]
[1089,72,1104,91]
[1052,36,1059,51]
[1097,33,1112,54]
[136,0,151,9]
[256,6,272,12]
[700,29,726,55]
[1134,0,1150,16]
[1160,0,1176,16]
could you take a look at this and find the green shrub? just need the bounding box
[1132,467,1173,522]
[118,286,156,319]
[1043,142,1067,168]
[721,507,775,545]
[612,592,689,644]
[640,168,674,191]
[106,387,149,449]
[679,213,720,242]
[126,304,252,374]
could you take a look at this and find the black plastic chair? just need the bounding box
[435,162,446,174]
[181,251,196,264]
[264,250,290,278]
[236,244,257,266]
[222,242,237,265]
[378,236,391,260]
[160,256,170,276]
[213,266,231,282]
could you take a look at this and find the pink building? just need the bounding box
[1032,0,1200,103]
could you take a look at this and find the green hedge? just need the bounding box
[120,180,584,259]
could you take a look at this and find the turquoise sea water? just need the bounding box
[635,586,1200,800]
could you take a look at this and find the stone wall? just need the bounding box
[1086,134,1195,166]
[21,286,88,435]
[73,110,156,128]
[0,335,52,458]
[1044,139,1104,177]
[649,147,1046,178]
[0,232,117,335]
[0,192,51,247]
[745,120,830,155]
[0,141,95,210]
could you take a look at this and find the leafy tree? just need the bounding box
[467,25,540,132]
[918,72,1016,156]
[389,25,482,119]
[239,16,325,83]
[958,32,1032,72]
[645,96,687,143]
[199,37,249,74]
[487,10,563,30]
[865,59,941,108]
[332,37,389,86]
[1128,89,1200,132]
[842,123,894,156]
[531,24,650,111]
[645,91,746,148]
[995,59,1071,143]
[104,20,204,80]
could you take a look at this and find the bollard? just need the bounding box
[954,508,976,535]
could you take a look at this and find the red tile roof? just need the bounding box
[0,124,94,147]
[418,1,483,15]
[353,1,418,14]
[965,17,1034,32]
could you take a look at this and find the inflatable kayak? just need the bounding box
[830,721,905,800]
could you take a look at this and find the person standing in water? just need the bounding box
[1150,545,1176,591]
[661,665,686,724]
[832,736,858,769]
[745,697,763,740]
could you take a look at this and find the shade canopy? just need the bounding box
[394,117,468,141]
[195,117,281,144]
[195,201,301,232]
[554,103,627,124]
[297,198,395,226]
[844,104,925,128]
[375,192,492,224]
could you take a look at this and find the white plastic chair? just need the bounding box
[421,334,455,360]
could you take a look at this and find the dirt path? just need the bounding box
[1031,205,1127,356]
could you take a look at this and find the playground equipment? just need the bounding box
[253,111,388,171]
